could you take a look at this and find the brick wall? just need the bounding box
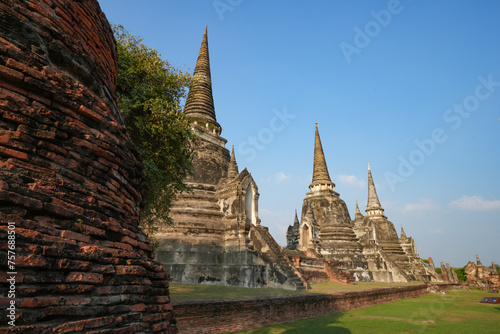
[0,0,176,332]
[173,284,460,334]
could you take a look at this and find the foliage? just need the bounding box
[113,25,195,244]
[454,266,466,281]
[422,259,429,264]
[435,268,442,274]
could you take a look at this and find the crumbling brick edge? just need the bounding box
[173,283,461,334]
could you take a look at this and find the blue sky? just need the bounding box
[98,0,500,267]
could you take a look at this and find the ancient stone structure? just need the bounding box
[286,125,441,283]
[0,0,176,332]
[428,257,437,271]
[155,27,307,290]
[464,255,500,289]
[286,210,300,250]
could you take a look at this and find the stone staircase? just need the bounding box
[170,187,224,226]
[254,225,308,290]
[323,260,356,284]
[378,249,413,282]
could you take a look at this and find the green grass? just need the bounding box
[231,289,500,333]
[169,283,304,301]
[169,281,425,301]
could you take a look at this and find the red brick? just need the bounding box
[2,110,34,127]
[0,145,28,161]
[0,190,43,209]
[0,64,24,82]
[65,272,103,284]
[54,258,92,271]
[0,78,28,96]
[49,198,85,216]
[81,224,105,236]
[60,230,91,243]
[58,296,92,306]
[97,286,123,295]
[52,316,115,332]
[151,321,169,332]
[16,254,51,269]
[129,304,146,312]
[19,297,58,308]
[121,235,139,248]
[36,139,67,156]
[115,265,147,276]
[78,104,103,122]
[8,158,56,176]
[6,58,45,81]
[28,91,52,106]
[112,242,133,251]
[154,295,170,304]
[54,6,73,24]
[0,129,36,144]
[18,124,56,139]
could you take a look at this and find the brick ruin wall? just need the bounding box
[173,284,460,334]
[0,0,176,332]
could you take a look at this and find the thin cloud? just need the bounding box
[429,229,444,235]
[337,174,365,188]
[263,171,291,183]
[275,171,290,182]
[450,195,500,211]
[402,199,441,214]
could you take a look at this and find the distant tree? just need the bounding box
[422,259,429,264]
[113,25,195,244]
[435,268,442,274]
[454,266,466,281]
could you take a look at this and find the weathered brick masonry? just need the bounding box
[0,0,176,332]
[173,284,460,334]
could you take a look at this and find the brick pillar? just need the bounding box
[0,0,176,332]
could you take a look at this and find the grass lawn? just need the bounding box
[169,281,425,301]
[231,289,500,333]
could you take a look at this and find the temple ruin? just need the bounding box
[465,255,500,289]
[286,124,441,283]
[155,27,307,290]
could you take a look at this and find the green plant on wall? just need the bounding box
[113,25,196,246]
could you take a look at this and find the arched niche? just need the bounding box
[301,224,311,249]
[244,182,257,225]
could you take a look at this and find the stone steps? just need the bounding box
[171,208,225,220]
[173,199,220,211]
[176,192,220,202]
[255,225,308,290]
[169,213,226,227]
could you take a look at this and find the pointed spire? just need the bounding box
[309,123,335,192]
[365,163,385,218]
[227,145,239,179]
[476,254,483,266]
[294,209,299,226]
[355,200,363,220]
[400,225,407,238]
[184,26,220,129]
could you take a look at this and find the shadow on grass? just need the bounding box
[240,313,350,334]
